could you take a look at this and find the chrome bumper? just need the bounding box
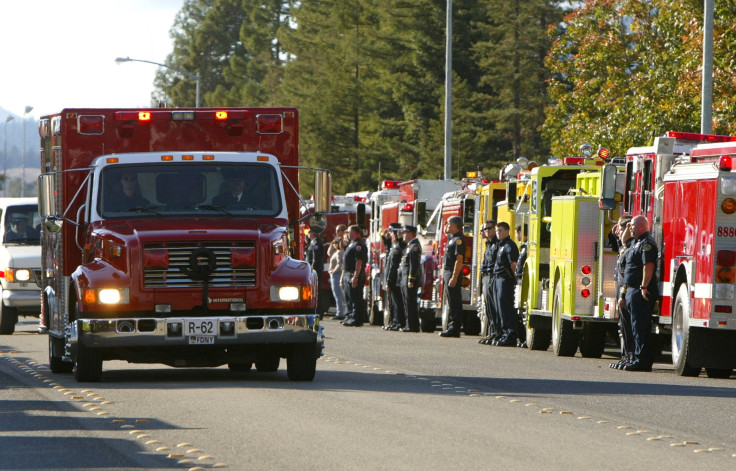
[72,314,324,349]
[3,288,41,308]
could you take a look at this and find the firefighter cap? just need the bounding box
[401,224,418,234]
[388,222,403,232]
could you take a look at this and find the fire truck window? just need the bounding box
[624,161,634,214]
[641,159,652,213]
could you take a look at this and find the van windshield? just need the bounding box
[3,204,41,245]
[99,163,283,218]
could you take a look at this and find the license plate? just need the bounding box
[188,335,215,345]
[183,319,218,336]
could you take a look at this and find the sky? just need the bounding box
[0,0,187,120]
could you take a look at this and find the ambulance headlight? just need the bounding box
[721,178,736,195]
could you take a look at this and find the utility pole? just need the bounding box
[443,0,452,180]
[701,0,714,134]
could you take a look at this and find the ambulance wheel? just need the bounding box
[287,342,317,381]
[74,342,103,382]
[705,368,733,379]
[255,355,280,372]
[526,324,551,351]
[228,362,252,373]
[672,288,701,377]
[552,284,578,357]
[49,336,73,374]
[0,304,18,335]
[369,299,383,326]
[463,311,481,336]
[420,308,436,333]
[578,323,606,358]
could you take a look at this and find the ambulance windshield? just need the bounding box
[99,163,283,218]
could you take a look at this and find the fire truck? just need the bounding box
[609,132,736,377]
[299,193,369,315]
[520,157,608,351]
[37,108,329,382]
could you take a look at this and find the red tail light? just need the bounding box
[232,248,256,267]
[402,203,414,212]
[461,265,471,276]
[718,155,733,171]
[581,265,592,275]
[581,289,591,298]
[717,250,736,266]
[145,249,169,269]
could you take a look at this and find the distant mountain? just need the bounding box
[0,106,41,184]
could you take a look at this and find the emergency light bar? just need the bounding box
[665,131,736,143]
[401,203,414,212]
[382,180,400,189]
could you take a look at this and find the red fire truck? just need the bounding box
[37,108,329,382]
[615,132,736,377]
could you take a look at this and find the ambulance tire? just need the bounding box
[578,323,606,358]
[463,311,481,336]
[287,341,317,381]
[526,324,551,351]
[419,308,436,332]
[672,288,701,377]
[705,368,733,379]
[370,299,383,326]
[74,342,103,382]
[552,284,579,357]
[255,355,280,372]
[0,304,17,335]
[49,336,73,374]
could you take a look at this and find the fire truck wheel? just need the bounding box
[552,284,579,357]
[287,342,317,381]
[369,299,383,326]
[255,355,280,372]
[526,323,551,351]
[49,336,73,374]
[0,305,18,335]
[74,343,103,382]
[419,309,436,333]
[578,323,606,358]
[462,311,481,336]
[228,362,252,373]
[705,368,733,379]
[672,288,701,377]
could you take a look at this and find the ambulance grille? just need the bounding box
[143,242,256,288]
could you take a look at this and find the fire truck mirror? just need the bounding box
[356,203,366,230]
[507,182,517,210]
[314,169,332,214]
[415,201,427,229]
[38,174,57,218]
[599,164,618,211]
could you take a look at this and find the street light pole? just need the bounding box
[115,56,201,107]
[3,115,13,197]
[21,106,33,197]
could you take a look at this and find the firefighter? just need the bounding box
[399,224,422,332]
[492,221,519,346]
[305,228,325,311]
[383,223,406,331]
[515,223,528,347]
[479,220,499,345]
[343,225,368,327]
[611,216,634,369]
[620,215,658,371]
[440,216,465,337]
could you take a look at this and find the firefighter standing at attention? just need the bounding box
[492,222,519,346]
[479,220,499,345]
[439,216,465,338]
[398,224,422,332]
[383,223,406,331]
[342,225,368,327]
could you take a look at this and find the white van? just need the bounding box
[0,197,42,334]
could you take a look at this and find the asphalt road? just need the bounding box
[1,316,735,471]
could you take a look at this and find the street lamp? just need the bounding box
[115,56,200,108]
[3,115,13,197]
[21,106,33,198]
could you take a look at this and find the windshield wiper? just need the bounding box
[124,205,162,215]
[195,204,233,216]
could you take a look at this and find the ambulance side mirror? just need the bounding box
[507,182,517,210]
[599,164,617,211]
[314,169,332,214]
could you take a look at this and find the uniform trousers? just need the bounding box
[348,274,367,324]
[617,288,634,361]
[342,271,354,318]
[401,284,419,331]
[493,275,517,341]
[443,271,463,333]
[388,284,405,328]
[482,274,500,339]
[625,287,655,368]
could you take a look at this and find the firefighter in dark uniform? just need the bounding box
[343,225,368,327]
[492,222,519,346]
[440,216,465,337]
[383,223,406,331]
[611,216,634,369]
[620,215,658,371]
[399,224,422,332]
[305,228,325,310]
[479,221,499,344]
